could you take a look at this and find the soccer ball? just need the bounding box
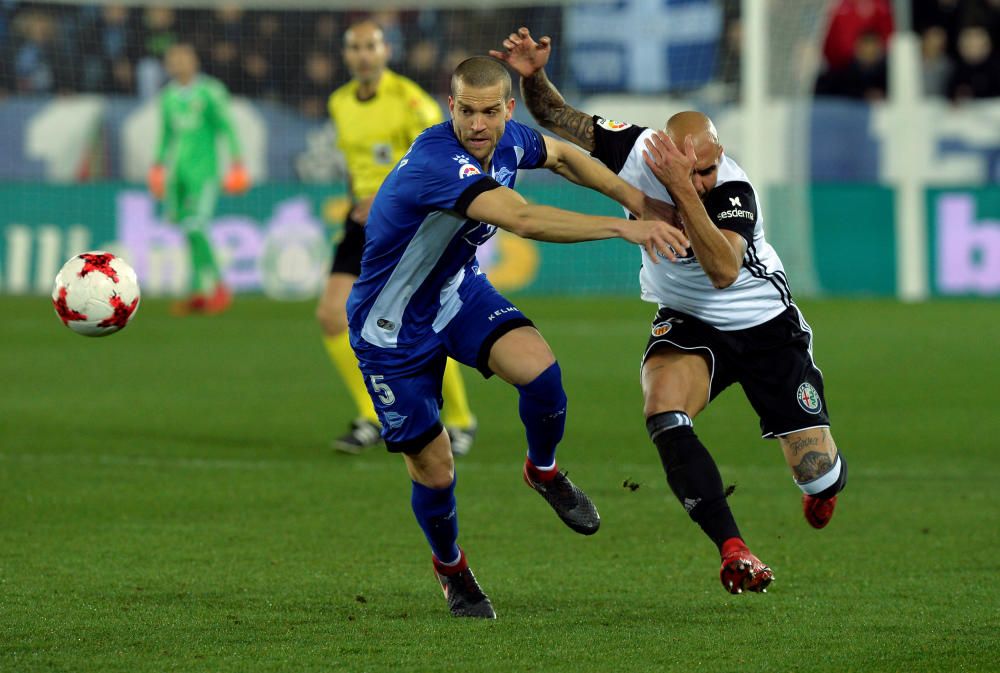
[52,251,141,337]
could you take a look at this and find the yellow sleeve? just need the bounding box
[405,82,444,143]
[327,92,344,152]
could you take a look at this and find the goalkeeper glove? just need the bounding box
[147,164,165,199]
[223,162,251,195]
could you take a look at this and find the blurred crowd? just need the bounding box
[0,2,560,117]
[814,0,1000,101]
[0,1,997,112]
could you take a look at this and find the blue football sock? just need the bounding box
[411,478,460,564]
[516,362,567,470]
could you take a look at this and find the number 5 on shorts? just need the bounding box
[370,375,395,405]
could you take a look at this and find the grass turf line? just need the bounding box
[1,295,998,672]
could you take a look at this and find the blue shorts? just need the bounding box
[353,272,532,453]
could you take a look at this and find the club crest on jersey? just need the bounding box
[651,322,673,337]
[597,117,631,131]
[459,164,481,179]
[796,382,822,414]
[493,167,514,186]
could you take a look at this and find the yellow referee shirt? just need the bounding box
[328,69,444,201]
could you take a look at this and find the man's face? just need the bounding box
[165,47,198,82]
[448,80,514,165]
[343,24,388,84]
[690,138,723,197]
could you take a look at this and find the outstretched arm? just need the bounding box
[490,27,596,152]
[541,135,683,228]
[541,135,640,215]
[464,185,688,262]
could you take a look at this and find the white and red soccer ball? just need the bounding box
[52,251,141,337]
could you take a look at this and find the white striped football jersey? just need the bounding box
[592,118,793,330]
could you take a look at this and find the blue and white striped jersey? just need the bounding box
[347,119,547,361]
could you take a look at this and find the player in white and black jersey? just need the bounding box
[492,28,848,595]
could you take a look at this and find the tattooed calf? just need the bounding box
[794,451,833,482]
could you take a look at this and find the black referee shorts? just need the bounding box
[330,213,366,276]
[643,305,831,438]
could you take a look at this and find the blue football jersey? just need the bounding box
[347,119,547,361]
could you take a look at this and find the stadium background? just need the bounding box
[2,2,999,672]
[1,0,997,300]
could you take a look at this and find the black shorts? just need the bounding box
[330,213,365,276]
[643,305,831,438]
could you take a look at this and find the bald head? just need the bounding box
[666,111,720,156]
[665,111,724,196]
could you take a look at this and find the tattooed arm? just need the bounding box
[521,70,596,152]
[490,27,596,151]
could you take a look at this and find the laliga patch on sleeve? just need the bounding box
[597,117,632,131]
[459,164,481,179]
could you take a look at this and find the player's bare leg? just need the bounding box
[489,326,600,535]
[404,429,495,618]
[317,273,382,452]
[779,427,847,529]
[643,349,772,593]
[641,349,711,419]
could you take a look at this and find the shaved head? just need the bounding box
[665,111,724,196]
[665,111,720,158]
[451,56,512,101]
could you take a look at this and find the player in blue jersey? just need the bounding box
[347,56,689,619]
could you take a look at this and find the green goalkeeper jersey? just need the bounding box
[156,75,242,181]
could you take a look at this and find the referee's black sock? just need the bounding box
[647,410,741,552]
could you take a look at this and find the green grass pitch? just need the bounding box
[1,294,998,672]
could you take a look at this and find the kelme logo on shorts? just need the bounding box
[796,382,822,414]
[651,322,672,337]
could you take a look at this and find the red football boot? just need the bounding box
[202,284,232,315]
[720,538,773,594]
[803,494,837,529]
[171,293,207,316]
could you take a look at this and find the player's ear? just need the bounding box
[506,96,516,120]
[448,96,455,117]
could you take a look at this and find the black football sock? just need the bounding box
[647,411,742,551]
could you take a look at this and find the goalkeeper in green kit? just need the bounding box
[148,43,250,315]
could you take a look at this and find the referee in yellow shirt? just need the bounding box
[317,18,477,455]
